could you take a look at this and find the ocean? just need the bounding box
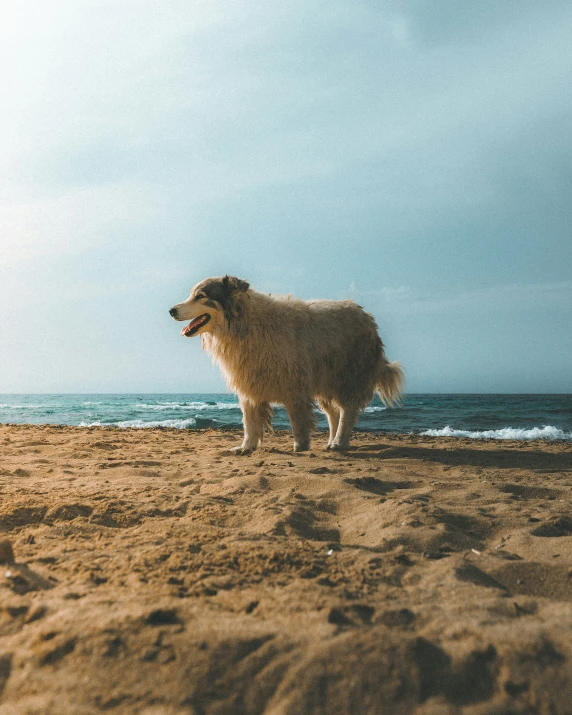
[0,394,571,441]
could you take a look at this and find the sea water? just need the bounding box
[0,394,571,441]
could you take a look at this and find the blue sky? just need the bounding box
[1,0,571,393]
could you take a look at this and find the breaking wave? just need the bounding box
[134,401,240,411]
[80,418,198,429]
[421,425,572,441]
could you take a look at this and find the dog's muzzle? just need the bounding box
[170,305,211,337]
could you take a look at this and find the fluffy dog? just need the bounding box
[170,276,404,453]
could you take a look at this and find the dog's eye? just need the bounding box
[195,293,206,300]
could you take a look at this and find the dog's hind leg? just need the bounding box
[284,397,315,452]
[231,400,272,455]
[317,399,340,449]
[326,404,360,451]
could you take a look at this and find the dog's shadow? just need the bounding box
[346,443,572,472]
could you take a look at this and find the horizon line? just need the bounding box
[0,392,570,397]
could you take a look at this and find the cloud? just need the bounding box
[0,182,164,265]
[7,0,565,273]
[344,280,572,317]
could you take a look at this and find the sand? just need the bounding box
[1,424,572,714]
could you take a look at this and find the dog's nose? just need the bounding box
[169,307,178,318]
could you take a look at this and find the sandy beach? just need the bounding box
[1,424,571,714]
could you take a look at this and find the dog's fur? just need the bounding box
[170,276,404,453]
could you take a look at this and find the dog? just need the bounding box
[170,276,404,453]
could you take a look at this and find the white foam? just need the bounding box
[363,406,387,413]
[421,425,572,441]
[79,418,198,429]
[134,401,240,411]
[0,404,45,409]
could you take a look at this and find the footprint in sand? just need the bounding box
[530,516,572,537]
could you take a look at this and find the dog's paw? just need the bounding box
[325,443,347,452]
[293,441,310,453]
[228,446,254,456]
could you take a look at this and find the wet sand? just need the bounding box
[1,424,572,714]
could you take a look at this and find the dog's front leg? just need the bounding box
[230,400,269,455]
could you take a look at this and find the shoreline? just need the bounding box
[1,424,572,713]
[2,421,572,442]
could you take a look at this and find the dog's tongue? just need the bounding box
[181,316,203,336]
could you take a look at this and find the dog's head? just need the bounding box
[169,275,250,337]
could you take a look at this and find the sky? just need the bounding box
[1,0,571,394]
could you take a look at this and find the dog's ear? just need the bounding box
[222,276,250,294]
[220,276,249,326]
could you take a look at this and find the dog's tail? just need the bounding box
[375,356,405,408]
